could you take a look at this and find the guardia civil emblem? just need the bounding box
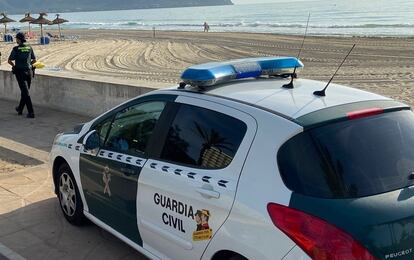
[102,165,112,196]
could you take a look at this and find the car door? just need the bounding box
[79,96,174,246]
[137,96,257,259]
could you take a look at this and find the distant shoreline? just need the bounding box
[82,29,414,39]
[13,27,414,39]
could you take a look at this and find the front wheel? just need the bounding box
[57,164,86,225]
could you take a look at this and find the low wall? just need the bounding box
[0,70,158,117]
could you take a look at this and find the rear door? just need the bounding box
[137,96,257,259]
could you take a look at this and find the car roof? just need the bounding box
[164,77,391,119]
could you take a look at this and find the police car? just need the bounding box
[50,57,414,260]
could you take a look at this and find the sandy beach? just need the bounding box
[0,159,24,175]
[0,29,413,105]
[0,146,42,176]
[0,28,413,260]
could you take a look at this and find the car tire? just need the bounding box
[57,163,86,225]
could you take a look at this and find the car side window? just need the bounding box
[104,101,166,156]
[160,104,247,169]
[94,118,113,146]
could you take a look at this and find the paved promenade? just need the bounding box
[0,99,146,260]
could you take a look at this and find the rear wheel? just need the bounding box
[57,164,86,225]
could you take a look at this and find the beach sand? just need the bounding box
[0,30,413,175]
[0,146,42,176]
[0,29,413,105]
[0,159,25,175]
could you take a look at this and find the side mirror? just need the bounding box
[83,130,100,151]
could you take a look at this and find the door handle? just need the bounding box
[120,166,136,176]
[196,187,220,199]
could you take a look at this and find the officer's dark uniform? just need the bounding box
[8,33,36,118]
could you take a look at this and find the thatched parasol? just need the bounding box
[19,13,36,33]
[52,14,68,39]
[0,13,16,35]
[31,13,52,38]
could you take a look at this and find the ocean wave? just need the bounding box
[66,21,414,29]
[66,21,145,26]
[209,22,414,29]
[324,23,414,28]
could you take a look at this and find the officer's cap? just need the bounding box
[16,32,26,43]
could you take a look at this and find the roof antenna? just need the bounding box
[282,13,311,89]
[313,44,356,97]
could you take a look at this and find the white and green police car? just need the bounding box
[50,57,414,260]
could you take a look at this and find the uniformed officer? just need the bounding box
[8,32,36,118]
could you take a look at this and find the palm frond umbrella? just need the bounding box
[52,14,68,39]
[19,13,35,33]
[0,13,16,35]
[31,13,52,38]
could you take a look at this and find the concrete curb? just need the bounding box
[0,243,26,260]
[0,69,158,117]
[0,137,49,163]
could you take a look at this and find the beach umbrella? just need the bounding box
[19,13,35,33]
[0,13,16,35]
[31,13,52,38]
[52,14,68,39]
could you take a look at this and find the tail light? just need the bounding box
[267,203,375,260]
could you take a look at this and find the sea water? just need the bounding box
[8,0,414,36]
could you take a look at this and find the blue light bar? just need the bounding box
[181,57,303,87]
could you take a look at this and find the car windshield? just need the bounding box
[278,110,414,199]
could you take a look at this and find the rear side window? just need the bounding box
[160,104,247,169]
[278,110,414,199]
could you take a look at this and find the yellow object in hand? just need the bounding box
[33,61,45,69]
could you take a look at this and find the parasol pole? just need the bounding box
[58,23,61,39]
[40,24,43,38]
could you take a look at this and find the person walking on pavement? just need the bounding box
[8,32,36,118]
